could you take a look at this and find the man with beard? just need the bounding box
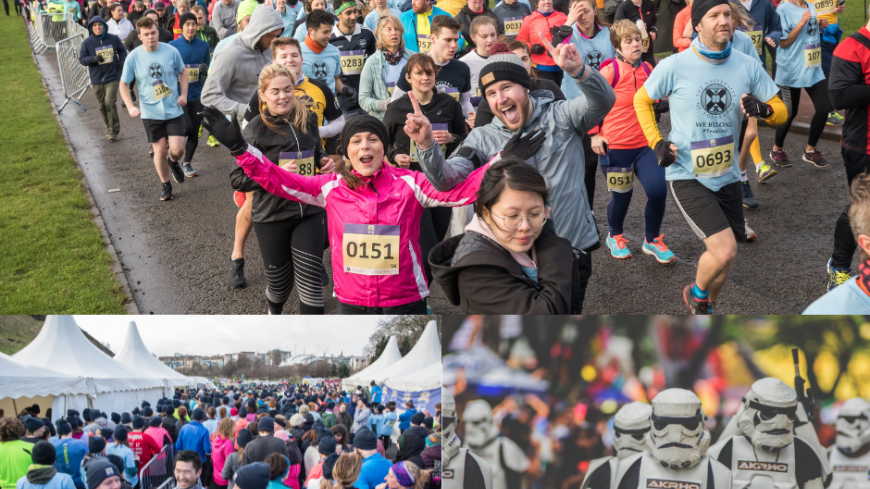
[462,400,528,489]
[441,389,493,489]
[827,398,870,489]
[706,378,827,489]
[614,389,731,489]
[581,402,652,489]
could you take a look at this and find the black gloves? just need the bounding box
[653,99,669,114]
[530,44,545,55]
[654,139,676,167]
[202,106,248,156]
[742,95,773,118]
[340,85,357,104]
[198,63,208,83]
[502,128,546,161]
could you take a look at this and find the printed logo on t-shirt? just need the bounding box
[359,38,368,49]
[584,49,604,70]
[806,17,818,35]
[148,62,164,80]
[312,59,329,79]
[697,81,734,117]
[646,479,700,489]
[736,461,789,472]
[833,465,870,472]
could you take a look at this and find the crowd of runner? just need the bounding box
[0,382,439,489]
[15,0,870,314]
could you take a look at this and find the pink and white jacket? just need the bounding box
[236,145,492,307]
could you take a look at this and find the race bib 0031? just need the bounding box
[690,135,734,178]
[185,64,200,82]
[279,149,317,177]
[606,166,634,193]
[95,46,114,64]
[503,16,522,36]
[343,224,400,275]
[805,42,821,69]
[340,50,365,76]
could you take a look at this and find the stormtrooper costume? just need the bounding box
[463,399,530,489]
[827,398,870,489]
[441,388,494,489]
[582,402,653,489]
[707,378,828,489]
[613,389,731,489]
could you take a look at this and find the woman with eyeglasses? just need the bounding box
[429,156,583,314]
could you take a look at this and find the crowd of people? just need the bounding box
[16,0,870,314]
[0,381,439,489]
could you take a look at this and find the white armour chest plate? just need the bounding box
[729,436,797,489]
[442,447,468,489]
[829,447,870,489]
[638,450,709,489]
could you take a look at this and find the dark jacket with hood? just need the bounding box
[396,433,425,470]
[124,23,174,52]
[79,16,128,85]
[241,433,293,465]
[162,415,181,444]
[429,220,581,314]
[235,110,326,223]
[454,4,502,56]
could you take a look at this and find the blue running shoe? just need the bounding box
[642,234,676,264]
[606,233,632,259]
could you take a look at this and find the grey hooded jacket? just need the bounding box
[201,4,284,122]
[211,0,240,40]
[417,69,615,252]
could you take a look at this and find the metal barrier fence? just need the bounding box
[56,32,89,112]
[34,11,70,49]
[139,444,175,489]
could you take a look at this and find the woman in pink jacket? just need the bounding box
[202,103,534,314]
[211,419,235,489]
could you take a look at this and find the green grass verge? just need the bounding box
[0,14,127,314]
[840,0,867,37]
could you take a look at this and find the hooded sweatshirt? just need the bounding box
[201,3,284,122]
[79,16,128,85]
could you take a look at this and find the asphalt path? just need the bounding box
[35,46,851,314]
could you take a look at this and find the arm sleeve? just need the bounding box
[319,114,345,139]
[763,95,788,126]
[212,7,227,38]
[554,67,616,135]
[459,91,474,117]
[829,50,870,110]
[633,85,662,148]
[200,50,245,121]
[412,160,491,208]
[235,145,333,207]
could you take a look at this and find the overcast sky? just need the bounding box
[73,316,383,357]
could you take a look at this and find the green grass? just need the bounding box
[0,316,116,355]
[0,14,127,314]
[840,0,867,37]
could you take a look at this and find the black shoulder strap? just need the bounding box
[849,30,870,52]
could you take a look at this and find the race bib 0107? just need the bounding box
[342,224,400,275]
[690,135,734,178]
[340,50,365,76]
[805,42,821,69]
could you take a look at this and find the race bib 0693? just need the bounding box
[279,149,317,177]
[343,224,400,275]
[690,135,734,178]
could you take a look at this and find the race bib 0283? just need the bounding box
[340,50,365,76]
[343,224,400,275]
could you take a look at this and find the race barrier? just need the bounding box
[56,32,90,112]
[139,444,175,489]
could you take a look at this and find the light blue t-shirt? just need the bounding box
[213,32,236,56]
[732,29,761,63]
[561,24,614,99]
[369,413,385,436]
[106,443,139,488]
[775,1,825,88]
[804,276,870,313]
[643,45,780,191]
[293,22,308,41]
[364,7,403,32]
[380,411,397,437]
[300,41,342,92]
[120,42,185,121]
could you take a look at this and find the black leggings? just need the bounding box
[581,134,598,208]
[252,212,327,314]
[831,148,870,269]
[337,299,428,315]
[182,99,204,163]
[774,80,831,148]
[3,0,9,15]
[418,207,452,284]
[534,68,564,87]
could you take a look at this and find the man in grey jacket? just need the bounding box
[211,0,239,39]
[351,400,372,436]
[406,39,614,310]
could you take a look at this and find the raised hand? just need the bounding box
[320,157,336,174]
[281,160,298,173]
[403,91,435,151]
[202,105,248,156]
[393,154,412,168]
[467,110,476,130]
[540,33,585,78]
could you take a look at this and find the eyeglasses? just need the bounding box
[490,211,547,230]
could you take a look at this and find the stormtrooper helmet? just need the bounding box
[737,378,797,453]
[441,388,461,464]
[646,389,711,470]
[836,398,870,455]
[613,402,653,460]
[463,399,500,448]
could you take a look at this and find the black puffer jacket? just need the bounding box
[429,220,580,314]
[234,110,326,223]
[161,415,180,444]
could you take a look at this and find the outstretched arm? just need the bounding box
[411,159,492,208]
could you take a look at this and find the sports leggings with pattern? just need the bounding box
[252,212,327,314]
[604,146,667,242]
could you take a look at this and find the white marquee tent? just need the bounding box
[0,351,90,421]
[384,360,441,391]
[114,321,196,391]
[13,315,166,419]
[369,320,441,384]
[341,336,402,391]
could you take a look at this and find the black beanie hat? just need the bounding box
[236,428,254,448]
[111,413,121,425]
[89,436,107,454]
[179,11,197,29]
[114,425,128,443]
[339,115,389,158]
[24,417,45,433]
[478,42,532,93]
[83,409,92,421]
[173,400,181,408]
[132,416,146,430]
[239,406,248,418]
[141,401,150,408]
[86,459,119,489]
[317,436,337,455]
[30,404,41,415]
[321,454,340,480]
[41,418,56,437]
[30,440,57,465]
[149,417,163,428]
[257,416,275,433]
[121,413,132,425]
[423,416,434,429]
[143,407,154,418]
[166,406,175,416]
[411,413,425,425]
[353,428,377,450]
[691,0,730,29]
[234,462,270,489]
[132,408,141,416]
[57,419,73,436]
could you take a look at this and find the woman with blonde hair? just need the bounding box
[359,14,412,120]
[212,418,237,489]
[321,452,362,489]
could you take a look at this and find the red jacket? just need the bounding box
[516,10,568,68]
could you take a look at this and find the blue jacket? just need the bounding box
[370,385,382,404]
[355,453,392,489]
[78,16,128,85]
[52,438,88,489]
[17,471,76,489]
[169,34,210,100]
[398,408,417,431]
[175,421,212,463]
[399,7,463,53]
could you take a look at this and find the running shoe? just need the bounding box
[234,191,246,208]
[168,159,185,183]
[683,283,710,314]
[107,134,118,141]
[148,145,154,157]
[183,163,197,177]
[770,149,791,167]
[605,233,632,259]
[827,111,845,127]
[741,181,758,209]
[228,257,246,288]
[757,163,777,183]
[745,219,757,241]
[160,182,172,201]
[208,135,221,147]
[198,124,203,138]
[642,234,676,264]
[803,150,829,168]
[827,258,851,291]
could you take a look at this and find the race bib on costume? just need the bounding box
[647,480,701,489]
[96,46,114,64]
[152,80,172,100]
[691,136,734,178]
[279,149,317,177]
[340,50,365,75]
[185,64,200,82]
[343,224,400,275]
[606,167,634,193]
[736,461,789,472]
[503,16,522,36]
[804,42,821,68]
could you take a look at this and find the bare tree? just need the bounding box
[365,316,441,361]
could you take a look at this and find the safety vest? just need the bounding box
[47,1,65,22]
